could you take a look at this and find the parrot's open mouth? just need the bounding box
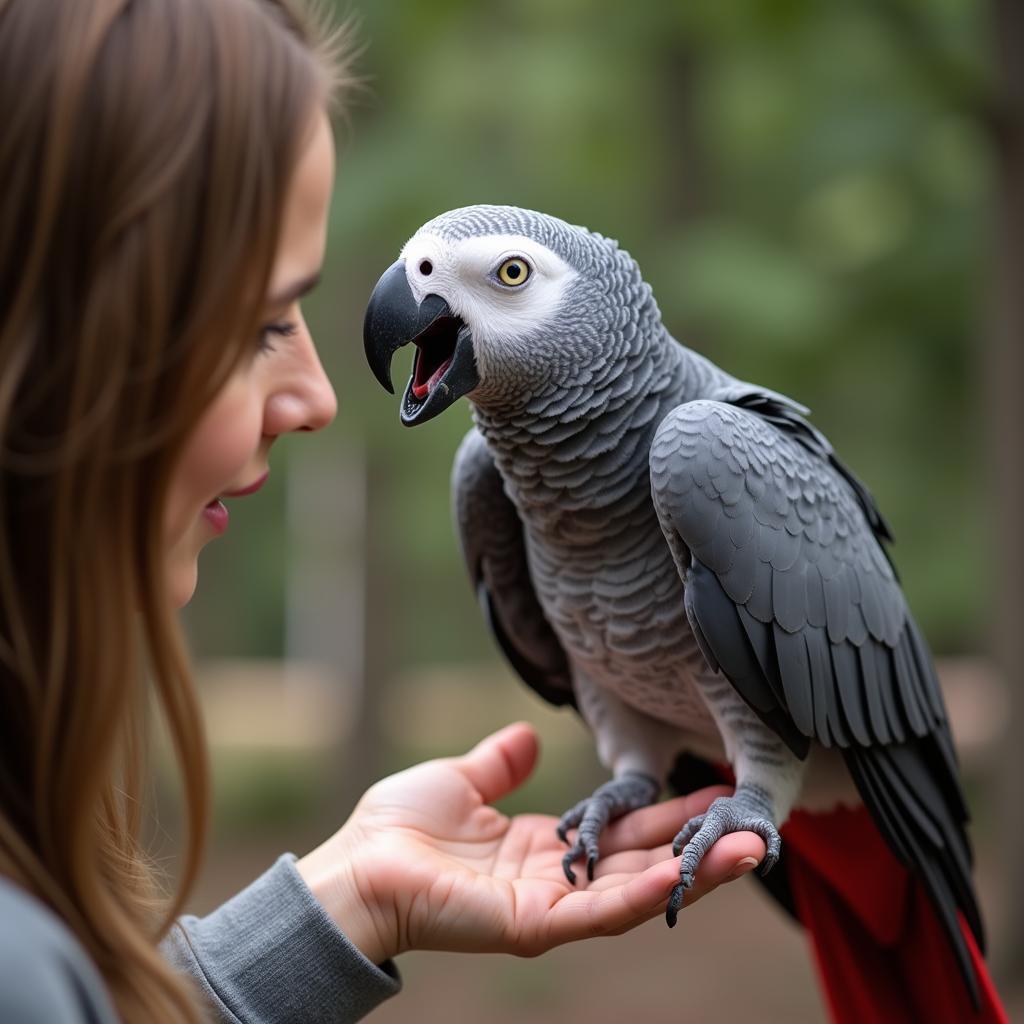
[364,259,480,427]
[410,315,463,401]
[401,316,476,426]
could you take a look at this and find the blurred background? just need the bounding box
[169,0,1024,1019]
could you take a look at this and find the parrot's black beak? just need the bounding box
[363,259,479,427]
[363,260,443,394]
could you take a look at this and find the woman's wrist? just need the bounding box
[296,828,395,966]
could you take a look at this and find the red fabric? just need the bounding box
[782,805,1008,1024]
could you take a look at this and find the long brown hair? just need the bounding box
[0,1,351,1018]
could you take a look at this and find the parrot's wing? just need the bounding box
[650,385,983,1000]
[452,427,575,709]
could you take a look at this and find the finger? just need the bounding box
[592,829,766,891]
[456,722,539,804]
[598,787,735,855]
[542,832,764,947]
[685,829,766,903]
[542,857,684,946]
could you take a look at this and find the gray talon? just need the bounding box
[555,772,660,885]
[665,784,781,926]
[562,835,588,885]
[672,813,705,857]
[562,850,579,885]
[759,834,781,875]
[666,883,685,927]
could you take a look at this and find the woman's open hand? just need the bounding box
[297,722,766,965]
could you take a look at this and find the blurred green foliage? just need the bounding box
[187,0,994,667]
[208,749,328,830]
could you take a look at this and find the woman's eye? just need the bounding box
[258,320,298,353]
[496,257,531,287]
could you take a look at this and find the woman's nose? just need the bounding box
[264,345,337,436]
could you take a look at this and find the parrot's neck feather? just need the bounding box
[471,334,733,543]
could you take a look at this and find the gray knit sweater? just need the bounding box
[0,854,401,1022]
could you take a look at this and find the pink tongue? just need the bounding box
[412,356,453,400]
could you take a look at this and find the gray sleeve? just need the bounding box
[0,963,108,1024]
[0,879,119,1024]
[162,854,401,1024]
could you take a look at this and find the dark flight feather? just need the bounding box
[650,388,983,1005]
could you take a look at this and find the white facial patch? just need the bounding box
[399,233,578,348]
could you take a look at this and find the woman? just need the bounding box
[0,1,765,1020]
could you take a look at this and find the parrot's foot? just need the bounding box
[557,772,660,885]
[665,783,781,927]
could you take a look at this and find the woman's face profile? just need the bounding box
[163,110,339,606]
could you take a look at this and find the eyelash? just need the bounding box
[258,320,298,353]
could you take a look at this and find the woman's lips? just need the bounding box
[221,471,269,498]
[202,499,229,535]
[201,471,268,535]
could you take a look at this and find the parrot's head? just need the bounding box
[363,205,654,426]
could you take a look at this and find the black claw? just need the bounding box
[665,884,685,928]
[555,775,662,893]
[562,854,577,886]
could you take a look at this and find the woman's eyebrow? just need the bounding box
[266,270,322,308]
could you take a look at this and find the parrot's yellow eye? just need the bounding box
[497,257,531,287]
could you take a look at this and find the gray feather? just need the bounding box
[392,204,984,1001]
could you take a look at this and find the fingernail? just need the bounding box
[726,857,759,881]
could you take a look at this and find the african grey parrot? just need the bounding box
[362,205,1002,1020]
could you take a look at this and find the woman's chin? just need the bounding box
[168,560,200,608]
[165,520,215,607]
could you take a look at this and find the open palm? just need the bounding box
[307,723,765,963]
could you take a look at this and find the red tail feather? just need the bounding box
[783,805,1007,1023]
